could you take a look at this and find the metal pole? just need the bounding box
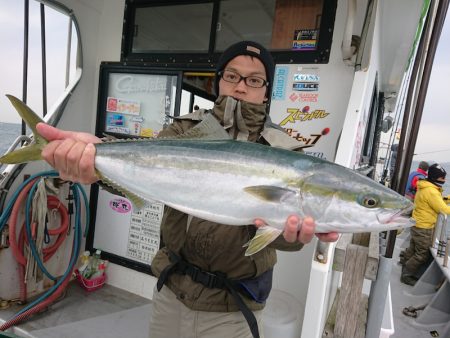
[366,256,392,338]
[65,17,73,88]
[22,0,29,136]
[444,237,449,267]
[40,3,48,117]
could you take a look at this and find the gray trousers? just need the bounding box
[149,285,264,338]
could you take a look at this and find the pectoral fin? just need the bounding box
[244,185,297,203]
[244,226,282,256]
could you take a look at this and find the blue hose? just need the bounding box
[0,171,59,233]
[0,170,89,319]
[13,183,85,318]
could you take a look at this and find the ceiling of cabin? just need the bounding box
[378,0,424,99]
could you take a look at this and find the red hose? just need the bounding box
[0,268,73,331]
[8,179,37,266]
[8,180,70,304]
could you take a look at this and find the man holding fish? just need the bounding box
[2,41,413,338]
[36,40,338,338]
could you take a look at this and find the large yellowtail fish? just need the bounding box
[1,95,414,255]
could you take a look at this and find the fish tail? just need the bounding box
[244,226,282,256]
[0,95,47,164]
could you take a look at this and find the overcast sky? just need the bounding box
[0,1,449,162]
[414,15,450,163]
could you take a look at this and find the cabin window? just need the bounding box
[123,0,335,66]
[216,0,323,52]
[361,83,380,164]
[132,3,214,53]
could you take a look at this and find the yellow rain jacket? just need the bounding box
[412,180,450,229]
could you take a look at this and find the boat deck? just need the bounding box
[0,283,152,338]
[1,230,449,338]
[390,231,448,338]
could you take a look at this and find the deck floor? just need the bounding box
[0,283,152,338]
[1,231,448,338]
[390,230,444,338]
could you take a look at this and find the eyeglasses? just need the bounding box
[218,69,268,88]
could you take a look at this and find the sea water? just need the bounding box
[0,122,22,153]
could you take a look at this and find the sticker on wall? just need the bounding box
[289,92,319,103]
[109,198,132,214]
[272,66,289,100]
[299,93,319,102]
[131,116,145,123]
[130,121,142,136]
[292,82,319,91]
[126,201,163,264]
[280,107,329,126]
[293,74,320,82]
[285,127,330,147]
[105,126,130,134]
[140,128,154,138]
[292,29,318,51]
[107,97,118,112]
[106,96,141,116]
[117,98,141,116]
[107,113,125,126]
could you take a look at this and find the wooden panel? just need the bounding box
[334,244,368,338]
[322,290,368,338]
[333,233,379,280]
[270,0,323,49]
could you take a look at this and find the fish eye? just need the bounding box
[359,194,380,208]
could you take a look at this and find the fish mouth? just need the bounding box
[377,205,414,225]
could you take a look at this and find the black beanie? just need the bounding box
[214,41,275,98]
[427,163,446,184]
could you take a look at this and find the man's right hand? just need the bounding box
[36,123,101,184]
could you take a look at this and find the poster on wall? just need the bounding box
[93,188,163,266]
[97,64,182,139]
[269,64,352,162]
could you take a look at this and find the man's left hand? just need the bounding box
[254,215,339,244]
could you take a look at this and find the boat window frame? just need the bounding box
[121,0,337,69]
[361,80,380,165]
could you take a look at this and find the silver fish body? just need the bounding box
[95,139,413,234]
[0,94,414,255]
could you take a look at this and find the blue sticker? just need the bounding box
[272,66,289,100]
[107,113,125,126]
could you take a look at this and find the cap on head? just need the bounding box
[427,163,446,181]
[418,161,429,171]
[214,41,275,98]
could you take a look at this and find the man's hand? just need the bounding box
[254,215,339,244]
[37,123,101,184]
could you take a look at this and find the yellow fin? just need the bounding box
[244,226,282,256]
[0,95,47,164]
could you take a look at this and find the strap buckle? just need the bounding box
[190,266,222,289]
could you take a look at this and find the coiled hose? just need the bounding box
[0,170,89,331]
